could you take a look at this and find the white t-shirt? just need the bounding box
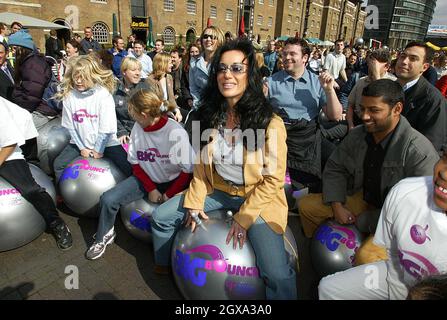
[323,52,346,79]
[374,176,447,300]
[62,86,120,149]
[212,129,244,185]
[127,118,194,183]
[0,97,38,161]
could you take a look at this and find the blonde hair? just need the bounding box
[120,56,142,75]
[128,89,170,119]
[255,52,265,68]
[200,26,225,49]
[58,55,116,100]
[151,52,171,80]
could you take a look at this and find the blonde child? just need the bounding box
[85,90,194,260]
[53,55,132,182]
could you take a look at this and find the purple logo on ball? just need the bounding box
[410,224,431,245]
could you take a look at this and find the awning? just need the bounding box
[0,12,69,30]
[321,40,334,46]
[305,38,322,45]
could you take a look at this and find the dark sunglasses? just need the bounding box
[217,63,247,74]
[202,34,217,40]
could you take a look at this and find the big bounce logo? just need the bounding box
[130,210,151,232]
[315,224,359,264]
[174,245,260,288]
[60,159,107,182]
[137,148,169,162]
[72,109,98,123]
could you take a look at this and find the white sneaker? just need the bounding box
[85,228,116,260]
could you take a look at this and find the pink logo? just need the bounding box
[137,148,169,162]
[72,109,98,123]
[410,224,431,245]
[398,249,439,280]
[0,188,20,197]
[331,225,357,250]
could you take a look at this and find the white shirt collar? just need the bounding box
[402,78,419,92]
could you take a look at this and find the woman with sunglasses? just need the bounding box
[188,26,225,110]
[151,39,297,300]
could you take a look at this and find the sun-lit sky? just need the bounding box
[431,0,447,25]
[361,0,445,26]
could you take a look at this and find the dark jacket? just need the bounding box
[403,76,447,153]
[113,79,151,137]
[11,53,57,116]
[323,116,440,211]
[422,65,438,86]
[0,62,14,101]
[170,63,192,109]
[45,36,63,60]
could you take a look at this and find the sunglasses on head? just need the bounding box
[217,63,247,74]
[202,34,217,40]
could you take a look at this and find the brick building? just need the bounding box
[0,0,365,50]
[0,0,132,51]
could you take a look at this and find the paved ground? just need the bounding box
[0,203,320,300]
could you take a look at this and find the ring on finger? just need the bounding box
[237,232,243,239]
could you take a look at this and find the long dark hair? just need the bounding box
[199,39,273,150]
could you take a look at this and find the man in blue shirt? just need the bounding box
[264,40,277,75]
[80,27,102,55]
[107,36,128,79]
[266,37,343,193]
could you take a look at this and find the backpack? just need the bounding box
[42,56,63,111]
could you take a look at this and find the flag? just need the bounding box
[207,17,212,28]
[238,17,245,38]
[147,17,155,49]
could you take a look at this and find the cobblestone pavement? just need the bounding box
[0,205,318,300]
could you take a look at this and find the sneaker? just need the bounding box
[85,229,116,260]
[50,220,73,250]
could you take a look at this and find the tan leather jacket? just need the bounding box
[183,115,288,234]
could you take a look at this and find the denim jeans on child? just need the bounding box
[151,189,298,300]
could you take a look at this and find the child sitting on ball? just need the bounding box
[53,55,132,183]
[85,89,194,260]
[0,96,72,250]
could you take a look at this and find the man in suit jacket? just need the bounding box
[0,42,14,101]
[395,42,446,154]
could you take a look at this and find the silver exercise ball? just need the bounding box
[355,38,364,46]
[284,226,299,272]
[120,198,159,243]
[58,157,126,217]
[172,209,266,300]
[29,163,57,203]
[0,164,56,252]
[310,219,365,277]
[37,117,70,174]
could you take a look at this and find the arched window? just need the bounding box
[187,0,196,14]
[91,22,109,43]
[163,27,176,45]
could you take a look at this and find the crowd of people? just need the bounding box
[1,20,447,300]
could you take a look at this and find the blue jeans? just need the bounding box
[151,190,297,300]
[95,175,146,241]
[53,143,132,182]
